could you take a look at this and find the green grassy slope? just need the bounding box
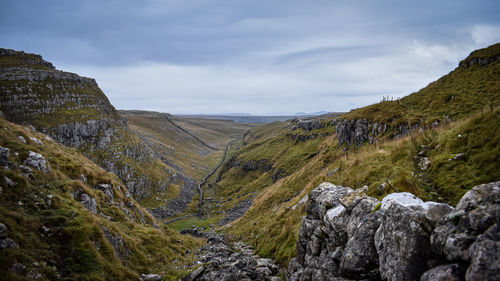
[346,43,500,124]
[203,43,500,266]
[0,117,201,281]
[120,111,254,183]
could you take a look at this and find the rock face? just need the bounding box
[149,173,198,219]
[0,48,164,199]
[291,118,329,132]
[180,229,281,281]
[218,195,254,226]
[335,119,371,147]
[287,181,500,281]
[335,118,420,147]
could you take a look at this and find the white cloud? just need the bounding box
[470,24,500,46]
[63,37,465,115]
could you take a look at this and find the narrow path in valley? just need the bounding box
[197,141,232,216]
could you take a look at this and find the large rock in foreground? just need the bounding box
[287,181,500,281]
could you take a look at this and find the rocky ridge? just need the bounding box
[287,181,500,281]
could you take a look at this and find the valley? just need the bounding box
[0,43,499,281]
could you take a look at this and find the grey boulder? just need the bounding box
[24,150,50,172]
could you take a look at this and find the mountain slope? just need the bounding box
[119,110,253,183]
[0,48,169,200]
[0,116,201,281]
[118,111,253,222]
[196,43,500,266]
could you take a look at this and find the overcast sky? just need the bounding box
[1,0,499,115]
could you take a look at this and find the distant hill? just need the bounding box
[294,111,330,116]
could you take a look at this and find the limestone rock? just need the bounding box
[465,224,500,281]
[79,193,98,214]
[0,223,19,249]
[292,118,328,131]
[180,229,280,281]
[3,176,17,187]
[19,165,33,177]
[336,119,369,147]
[431,181,500,261]
[29,137,43,146]
[180,266,203,281]
[95,184,114,201]
[24,150,50,172]
[374,202,433,281]
[420,264,465,281]
[287,181,499,281]
[0,223,6,238]
[340,212,382,279]
[0,238,19,249]
[0,146,9,167]
[141,273,162,281]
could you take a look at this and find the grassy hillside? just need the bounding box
[195,43,500,267]
[120,111,254,183]
[345,43,499,125]
[0,116,201,281]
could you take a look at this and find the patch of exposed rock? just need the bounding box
[0,146,9,167]
[24,150,50,173]
[218,196,254,226]
[149,173,198,219]
[181,229,281,281]
[287,181,500,281]
[334,118,427,147]
[290,118,329,132]
[0,223,19,249]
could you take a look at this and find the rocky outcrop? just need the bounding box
[0,48,164,199]
[335,119,401,147]
[335,118,424,147]
[23,150,50,173]
[141,274,162,281]
[291,118,329,132]
[287,181,500,281]
[218,196,254,226]
[149,173,198,219]
[459,52,500,68]
[287,118,334,143]
[0,223,19,249]
[102,226,130,263]
[181,229,281,281]
[0,146,9,167]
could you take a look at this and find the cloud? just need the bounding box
[2,0,500,114]
[470,24,500,46]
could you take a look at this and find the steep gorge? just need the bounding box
[0,42,499,281]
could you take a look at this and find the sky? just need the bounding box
[1,0,500,115]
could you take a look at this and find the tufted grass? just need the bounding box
[0,117,202,280]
